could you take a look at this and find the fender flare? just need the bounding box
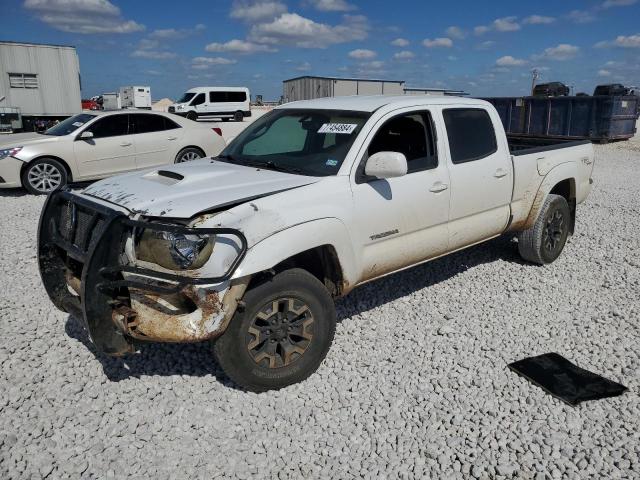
[518,162,577,231]
[231,217,359,290]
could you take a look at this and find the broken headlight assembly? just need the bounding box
[135,230,215,271]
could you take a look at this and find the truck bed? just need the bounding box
[508,135,591,156]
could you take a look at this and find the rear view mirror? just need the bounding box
[365,151,408,179]
[79,131,94,140]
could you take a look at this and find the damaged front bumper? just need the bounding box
[37,189,248,356]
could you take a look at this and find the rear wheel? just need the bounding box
[214,269,336,392]
[233,111,244,122]
[174,147,204,163]
[21,158,68,195]
[517,194,571,264]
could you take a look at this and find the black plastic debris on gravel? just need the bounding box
[508,353,628,407]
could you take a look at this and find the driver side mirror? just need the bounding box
[79,130,94,140]
[364,151,408,179]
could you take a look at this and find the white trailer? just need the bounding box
[0,41,82,131]
[120,86,151,109]
[101,92,121,110]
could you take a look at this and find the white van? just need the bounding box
[169,87,251,122]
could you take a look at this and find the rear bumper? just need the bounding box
[0,157,23,188]
[38,189,248,355]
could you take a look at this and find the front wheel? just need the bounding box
[186,111,197,121]
[517,194,571,264]
[214,269,336,392]
[21,158,68,195]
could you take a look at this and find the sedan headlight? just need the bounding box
[0,147,22,160]
[136,230,215,270]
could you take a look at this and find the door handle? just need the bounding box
[167,136,177,141]
[429,182,448,193]
[494,168,508,178]
[120,142,132,147]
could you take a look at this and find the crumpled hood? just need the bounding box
[83,159,321,218]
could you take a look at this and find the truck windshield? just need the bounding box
[219,109,370,176]
[44,113,97,136]
[177,92,196,103]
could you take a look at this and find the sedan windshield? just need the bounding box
[219,109,370,176]
[177,92,196,103]
[44,113,96,136]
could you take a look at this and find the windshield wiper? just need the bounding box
[259,161,305,175]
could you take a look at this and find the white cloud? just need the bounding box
[391,38,409,47]
[295,61,312,71]
[523,15,555,25]
[598,69,612,76]
[230,0,287,22]
[304,0,355,11]
[348,48,376,59]
[191,56,237,69]
[24,0,144,34]
[476,40,496,50]
[567,10,596,24]
[445,26,466,39]
[249,13,369,48]
[131,50,176,59]
[595,34,640,48]
[496,55,527,66]
[150,24,205,39]
[393,50,415,60]
[533,44,580,61]
[475,16,520,35]
[602,0,637,8]
[422,37,453,48]
[205,39,277,54]
[493,16,521,32]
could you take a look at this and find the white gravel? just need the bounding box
[1,137,639,479]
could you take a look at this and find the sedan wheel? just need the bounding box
[175,148,204,163]
[22,159,68,195]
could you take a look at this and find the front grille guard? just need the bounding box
[37,189,248,355]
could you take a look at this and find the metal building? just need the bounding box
[404,87,468,96]
[0,41,82,130]
[283,76,406,102]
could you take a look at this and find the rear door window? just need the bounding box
[442,108,497,164]
[131,114,166,134]
[88,114,129,138]
[209,91,247,103]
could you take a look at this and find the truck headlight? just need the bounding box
[0,147,22,159]
[136,230,215,270]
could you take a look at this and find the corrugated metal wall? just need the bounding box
[0,43,82,116]
[283,78,405,102]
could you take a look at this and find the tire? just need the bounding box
[233,111,244,122]
[517,194,571,265]
[174,147,204,164]
[214,268,337,392]
[186,111,197,121]
[21,158,68,195]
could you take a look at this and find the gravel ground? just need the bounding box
[1,137,639,479]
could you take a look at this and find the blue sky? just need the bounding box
[3,0,640,100]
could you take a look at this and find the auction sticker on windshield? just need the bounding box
[318,123,358,134]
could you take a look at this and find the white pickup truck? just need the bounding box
[38,96,594,391]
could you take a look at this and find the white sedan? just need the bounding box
[0,111,226,194]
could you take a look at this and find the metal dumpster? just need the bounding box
[483,95,639,142]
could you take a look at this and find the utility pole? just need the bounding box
[530,69,539,96]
